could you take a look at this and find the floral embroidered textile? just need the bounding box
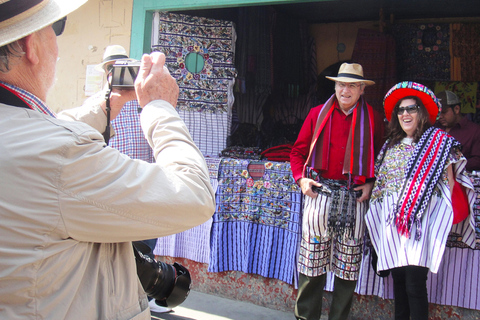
[153,12,237,113]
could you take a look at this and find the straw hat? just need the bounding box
[0,0,88,47]
[95,45,129,73]
[325,63,375,86]
[383,81,440,124]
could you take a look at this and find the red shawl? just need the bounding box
[304,94,376,181]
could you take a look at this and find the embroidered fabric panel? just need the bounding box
[208,158,302,285]
[392,23,450,81]
[152,11,237,114]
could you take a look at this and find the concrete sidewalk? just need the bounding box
[150,290,297,320]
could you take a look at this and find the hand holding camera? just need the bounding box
[133,52,179,108]
[102,52,179,143]
[109,52,179,108]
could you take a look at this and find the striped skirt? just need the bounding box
[298,192,367,280]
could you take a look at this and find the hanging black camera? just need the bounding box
[132,241,191,308]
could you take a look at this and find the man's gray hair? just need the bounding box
[0,41,25,73]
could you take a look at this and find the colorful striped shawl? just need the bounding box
[393,127,460,240]
[304,94,376,180]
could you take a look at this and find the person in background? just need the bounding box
[0,1,215,319]
[436,90,480,172]
[366,82,476,320]
[290,63,385,320]
[96,44,170,314]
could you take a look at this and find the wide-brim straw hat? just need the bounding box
[384,81,440,124]
[325,63,375,86]
[95,45,130,73]
[0,0,88,47]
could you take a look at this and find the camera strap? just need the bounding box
[102,83,112,144]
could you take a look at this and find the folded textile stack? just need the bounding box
[260,143,293,162]
[221,146,263,159]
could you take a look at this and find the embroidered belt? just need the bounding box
[306,168,360,237]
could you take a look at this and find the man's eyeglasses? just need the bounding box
[52,16,67,36]
[336,82,362,90]
[397,104,419,115]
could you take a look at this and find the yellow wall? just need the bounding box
[48,0,134,112]
[310,21,377,74]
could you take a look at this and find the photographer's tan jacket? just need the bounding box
[0,100,215,319]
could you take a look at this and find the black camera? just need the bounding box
[110,59,140,89]
[133,242,191,308]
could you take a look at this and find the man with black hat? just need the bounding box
[436,90,480,172]
[290,63,385,320]
[0,0,215,319]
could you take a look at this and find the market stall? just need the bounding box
[151,6,480,312]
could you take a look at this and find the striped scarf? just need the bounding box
[393,127,459,240]
[304,94,376,180]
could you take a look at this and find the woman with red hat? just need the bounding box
[365,81,476,320]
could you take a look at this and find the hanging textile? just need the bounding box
[451,23,480,82]
[392,23,450,81]
[151,11,237,156]
[152,11,236,114]
[351,28,397,114]
[153,157,222,263]
[177,109,231,157]
[209,158,302,286]
[233,7,273,127]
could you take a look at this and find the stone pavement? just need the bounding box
[150,290,304,320]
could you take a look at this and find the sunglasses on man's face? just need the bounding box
[52,16,67,36]
[397,104,419,115]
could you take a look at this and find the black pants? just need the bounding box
[295,273,357,320]
[390,266,429,320]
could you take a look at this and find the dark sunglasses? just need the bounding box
[52,16,67,36]
[397,104,419,115]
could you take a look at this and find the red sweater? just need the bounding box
[290,102,385,183]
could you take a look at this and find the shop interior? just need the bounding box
[167,0,480,159]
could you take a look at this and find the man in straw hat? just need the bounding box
[0,1,215,319]
[96,44,130,73]
[290,63,385,320]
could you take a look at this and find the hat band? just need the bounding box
[0,0,44,23]
[103,54,129,63]
[336,73,365,80]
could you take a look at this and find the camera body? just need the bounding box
[110,59,140,89]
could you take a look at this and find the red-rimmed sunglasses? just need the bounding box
[52,16,67,36]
